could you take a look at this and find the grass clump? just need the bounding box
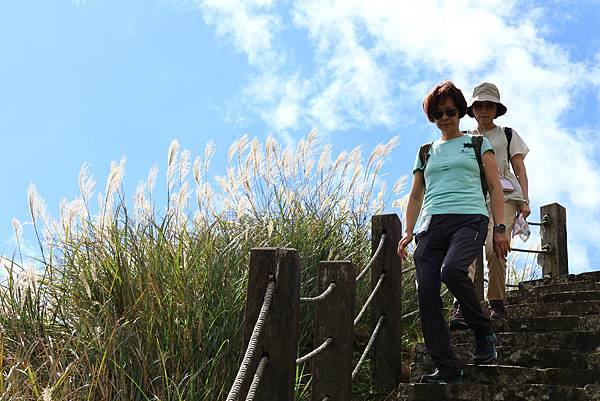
[0,131,418,400]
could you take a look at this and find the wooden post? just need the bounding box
[539,203,568,277]
[474,249,484,301]
[311,261,355,401]
[371,214,402,392]
[239,248,300,401]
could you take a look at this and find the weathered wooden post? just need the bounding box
[539,203,568,277]
[238,248,300,401]
[474,250,485,301]
[312,261,355,401]
[371,214,402,391]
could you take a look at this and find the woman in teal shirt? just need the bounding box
[397,80,509,384]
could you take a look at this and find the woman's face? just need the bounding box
[433,97,460,135]
[472,101,497,126]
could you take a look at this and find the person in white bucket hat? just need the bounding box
[449,82,531,328]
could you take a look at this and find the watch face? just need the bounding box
[496,224,506,233]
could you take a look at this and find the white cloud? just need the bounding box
[196,0,282,68]
[196,0,600,272]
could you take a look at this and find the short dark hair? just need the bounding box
[422,80,468,122]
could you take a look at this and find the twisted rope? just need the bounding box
[354,273,385,326]
[244,356,269,401]
[226,277,276,401]
[510,243,553,254]
[300,283,336,303]
[356,234,386,282]
[401,288,449,320]
[296,337,334,364]
[527,214,551,226]
[352,315,385,379]
[403,266,416,274]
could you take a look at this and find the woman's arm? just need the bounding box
[511,154,531,218]
[482,151,510,259]
[397,171,425,260]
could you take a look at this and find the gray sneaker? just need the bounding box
[473,333,497,364]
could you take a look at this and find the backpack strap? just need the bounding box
[504,127,513,164]
[470,135,488,198]
[418,142,433,190]
[418,142,433,168]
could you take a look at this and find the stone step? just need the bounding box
[450,330,600,352]
[507,289,600,305]
[519,271,600,290]
[393,383,585,401]
[413,343,599,370]
[507,300,600,318]
[507,282,600,304]
[409,363,600,387]
[450,314,600,334]
[507,314,600,332]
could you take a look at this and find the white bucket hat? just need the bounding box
[467,82,507,118]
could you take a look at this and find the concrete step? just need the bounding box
[450,330,600,352]
[507,314,600,332]
[519,271,600,290]
[413,343,599,370]
[507,288,600,305]
[409,363,600,387]
[393,383,586,401]
[450,314,600,333]
[507,282,600,304]
[507,300,600,318]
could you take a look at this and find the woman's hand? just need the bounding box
[518,202,531,219]
[397,233,414,261]
[493,231,510,260]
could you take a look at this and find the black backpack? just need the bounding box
[417,128,513,198]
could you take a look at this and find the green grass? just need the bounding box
[0,133,418,400]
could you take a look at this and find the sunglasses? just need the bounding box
[432,108,458,120]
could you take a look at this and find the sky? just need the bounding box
[1,0,600,274]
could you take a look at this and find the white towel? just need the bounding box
[512,213,530,242]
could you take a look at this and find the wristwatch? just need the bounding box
[494,224,506,233]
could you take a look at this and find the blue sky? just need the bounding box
[1,0,600,273]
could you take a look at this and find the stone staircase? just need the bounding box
[391,271,600,401]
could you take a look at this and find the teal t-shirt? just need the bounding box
[413,134,494,217]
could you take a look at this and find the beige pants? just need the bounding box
[468,200,520,301]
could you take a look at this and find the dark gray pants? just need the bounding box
[414,214,492,373]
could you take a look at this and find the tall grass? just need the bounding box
[0,131,415,400]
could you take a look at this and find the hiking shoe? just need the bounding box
[489,299,507,320]
[449,301,469,330]
[420,368,464,384]
[473,333,497,364]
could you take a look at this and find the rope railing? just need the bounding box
[483,277,519,288]
[235,206,568,399]
[352,315,385,379]
[356,234,386,282]
[296,337,334,365]
[401,288,449,320]
[510,243,553,254]
[354,273,385,326]
[527,214,551,226]
[244,356,269,401]
[300,283,336,303]
[226,276,276,401]
[403,266,416,274]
